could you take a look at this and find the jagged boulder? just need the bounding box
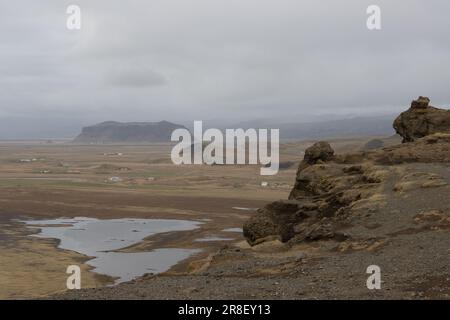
[411,96,430,109]
[304,141,335,164]
[244,141,383,246]
[243,200,304,245]
[393,97,450,142]
[289,142,336,199]
[243,100,450,247]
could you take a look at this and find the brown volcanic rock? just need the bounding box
[393,97,450,142]
[372,133,450,164]
[304,141,334,164]
[244,134,450,247]
[243,98,450,247]
[243,200,303,245]
[411,96,430,109]
[289,141,336,199]
[244,142,380,245]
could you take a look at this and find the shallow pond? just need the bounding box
[22,217,202,283]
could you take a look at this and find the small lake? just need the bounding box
[22,217,202,283]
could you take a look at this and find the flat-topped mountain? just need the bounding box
[73,121,186,144]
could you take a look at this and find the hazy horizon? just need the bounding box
[0,112,400,140]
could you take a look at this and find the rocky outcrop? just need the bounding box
[290,142,337,195]
[371,133,450,164]
[244,142,378,246]
[243,98,450,247]
[243,201,304,245]
[288,141,335,199]
[393,96,450,142]
[73,121,187,144]
[303,141,334,164]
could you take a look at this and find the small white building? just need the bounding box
[109,176,123,182]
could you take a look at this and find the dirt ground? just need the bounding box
[0,140,293,299]
[54,161,450,300]
[0,136,414,299]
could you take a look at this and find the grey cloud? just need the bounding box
[107,67,166,88]
[0,0,450,137]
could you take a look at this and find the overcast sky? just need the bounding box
[1,0,450,137]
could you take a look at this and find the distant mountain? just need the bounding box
[232,115,396,140]
[73,121,186,144]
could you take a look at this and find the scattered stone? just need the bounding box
[293,252,307,262]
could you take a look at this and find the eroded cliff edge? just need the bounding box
[244,97,450,248]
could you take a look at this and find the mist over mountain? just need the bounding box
[230,114,396,140]
[0,114,396,141]
[186,114,396,140]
